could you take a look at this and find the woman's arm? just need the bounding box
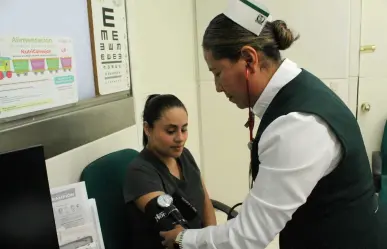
[201,178,217,226]
[134,191,165,212]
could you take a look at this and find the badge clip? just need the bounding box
[244,119,250,128]
[247,141,253,150]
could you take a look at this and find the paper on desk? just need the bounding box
[88,198,105,249]
[57,222,96,248]
[50,182,105,249]
[50,182,92,230]
[78,242,98,249]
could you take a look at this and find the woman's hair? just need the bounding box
[142,94,187,147]
[202,14,299,66]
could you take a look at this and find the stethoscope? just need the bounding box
[226,68,255,216]
[218,64,255,160]
[217,64,255,149]
[244,65,255,151]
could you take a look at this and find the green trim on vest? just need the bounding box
[251,69,387,249]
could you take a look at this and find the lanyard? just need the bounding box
[248,110,254,141]
[245,110,254,150]
[245,67,256,188]
[244,68,255,149]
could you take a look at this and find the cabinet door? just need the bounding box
[357,78,387,161]
[357,0,387,160]
[359,0,387,77]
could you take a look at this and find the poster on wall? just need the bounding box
[0,36,78,119]
[88,0,132,95]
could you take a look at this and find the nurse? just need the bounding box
[160,0,387,248]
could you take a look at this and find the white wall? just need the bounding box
[46,0,201,188]
[46,127,139,188]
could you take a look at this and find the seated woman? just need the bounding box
[123,94,216,249]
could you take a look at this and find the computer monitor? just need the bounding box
[0,145,59,249]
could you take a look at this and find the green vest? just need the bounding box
[251,70,387,249]
[380,122,387,203]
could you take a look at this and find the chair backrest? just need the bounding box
[80,148,139,249]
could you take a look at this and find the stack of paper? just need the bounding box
[50,182,105,249]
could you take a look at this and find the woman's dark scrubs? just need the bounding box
[123,148,205,249]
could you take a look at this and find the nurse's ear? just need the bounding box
[241,46,260,74]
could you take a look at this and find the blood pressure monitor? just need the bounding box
[157,194,174,208]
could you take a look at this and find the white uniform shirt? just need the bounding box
[181,59,342,249]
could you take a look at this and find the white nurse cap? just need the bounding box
[223,0,272,36]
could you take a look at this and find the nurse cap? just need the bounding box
[223,0,273,36]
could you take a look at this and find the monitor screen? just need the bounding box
[0,145,59,249]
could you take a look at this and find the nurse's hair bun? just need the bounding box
[271,20,299,51]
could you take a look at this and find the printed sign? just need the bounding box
[88,0,131,95]
[0,36,78,119]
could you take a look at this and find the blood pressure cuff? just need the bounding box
[144,197,179,231]
[171,192,198,221]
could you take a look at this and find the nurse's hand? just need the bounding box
[160,225,184,249]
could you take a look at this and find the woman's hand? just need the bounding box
[160,225,184,248]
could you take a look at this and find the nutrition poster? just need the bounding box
[0,36,78,119]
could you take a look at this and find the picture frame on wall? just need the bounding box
[87,0,132,96]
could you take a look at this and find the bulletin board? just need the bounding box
[0,0,95,119]
[0,0,135,158]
